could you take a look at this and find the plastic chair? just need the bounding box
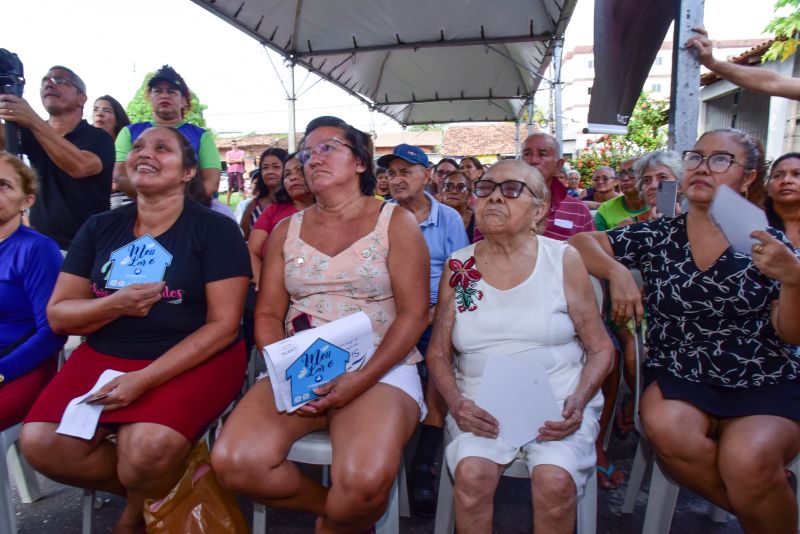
[252,430,409,534]
[432,425,598,534]
[1,423,43,534]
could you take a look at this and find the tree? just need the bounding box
[125,72,210,128]
[569,92,668,185]
[763,0,800,62]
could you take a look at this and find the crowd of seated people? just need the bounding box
[0,78,798,534]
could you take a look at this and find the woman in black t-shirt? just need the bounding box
[20,127,250,533]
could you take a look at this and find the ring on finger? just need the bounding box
[753,243,765,254]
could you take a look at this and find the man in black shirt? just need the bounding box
[0,65,114,250]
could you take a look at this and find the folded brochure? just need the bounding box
[263,311,374,412]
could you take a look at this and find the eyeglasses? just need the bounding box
[682,151,743,173]
[473,179,534,199]
[441,182,470,194]
[40,76,78,90]
[297,137,353,165]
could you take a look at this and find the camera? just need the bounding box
[0,48,25,155]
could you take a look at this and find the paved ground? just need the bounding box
[9,429,748,533]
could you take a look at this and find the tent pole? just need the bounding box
[668,0,704,154]
[527,99,534,137]
[515,118,521,158]
[553,40,564,151]
[288,60,297,152]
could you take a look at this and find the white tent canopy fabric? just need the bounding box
[190,0,578,126]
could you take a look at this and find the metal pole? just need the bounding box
[527,99,534,137]
[668,0,704,154]
[553,40,564,149]
[515,118,521,158]
[288,61,297,152]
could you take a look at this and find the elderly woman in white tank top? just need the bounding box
[426,160,614,534]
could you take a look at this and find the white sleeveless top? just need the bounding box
[450,237,585,402]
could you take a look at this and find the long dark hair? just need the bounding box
[765,151,800,231]
[255,147,288,200]
[95,95,130,136]
[302,116,375,196]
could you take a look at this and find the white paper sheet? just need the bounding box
[56,369,125,440]
[476,354,562,448]
[263,311,374,413]
[710,185,769,256]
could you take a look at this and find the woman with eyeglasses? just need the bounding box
[570,128,800,532]
[426,160,613,533]
[430,157,459,197]
[212,116,431,533]
[441,169,482,243]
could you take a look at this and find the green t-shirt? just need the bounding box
[594,196,649,231]
[114,121,221,170]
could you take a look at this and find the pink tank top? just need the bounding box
[282,203,422,365]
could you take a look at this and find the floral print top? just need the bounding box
[282,203,422,365]
[607,214,800,388]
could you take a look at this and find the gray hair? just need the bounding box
[484,160,550,234]
[633,150,683,193]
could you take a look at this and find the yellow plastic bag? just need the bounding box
[144,440,248,534]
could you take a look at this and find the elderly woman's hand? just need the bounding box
[538,393,585,441]
[608,266,644,325]
[751,230,800,286]
[452,396,499,439]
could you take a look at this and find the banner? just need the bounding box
[586,0,676,134]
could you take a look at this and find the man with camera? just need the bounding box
[0,64,115,250]
[113,65,221,199]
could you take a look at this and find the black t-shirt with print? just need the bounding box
[62,199,251,360]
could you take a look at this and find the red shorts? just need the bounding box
[25,341,246,441]
[0,357,57,431]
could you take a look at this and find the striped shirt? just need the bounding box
[542,179,595,241]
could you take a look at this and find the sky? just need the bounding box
[4,0,778,137]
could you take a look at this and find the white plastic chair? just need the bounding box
[252,430,409,534]
[1,423,43,534]
[432,425,598,534]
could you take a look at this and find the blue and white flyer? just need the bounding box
[263,311,374,412]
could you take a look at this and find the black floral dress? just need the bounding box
[606,214,800,418]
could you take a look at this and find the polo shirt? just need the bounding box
[542,178,595,241]
[394,192,469,305]
[22,120,115,249]
[594,195,649,231]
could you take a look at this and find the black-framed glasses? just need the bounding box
[473,179,534,199]
[617,169,636,180]
[297,137,353,165]
[441,182,470,194]
[682,150,743,173]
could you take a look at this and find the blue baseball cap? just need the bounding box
[377,144,430,168]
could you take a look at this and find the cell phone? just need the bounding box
[291,314,312,333]
[656,180,678,218]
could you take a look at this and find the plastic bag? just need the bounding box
[144,440,248,534]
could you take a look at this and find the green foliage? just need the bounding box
[125,72,210,129]
[519,103,548,127]
[407,124,443,132]
[569,92,668,185]
[763,0,800,62]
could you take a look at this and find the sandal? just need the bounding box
[597,463,625,490]
[614,394,635,436]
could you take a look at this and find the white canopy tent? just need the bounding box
[190,0,578,147]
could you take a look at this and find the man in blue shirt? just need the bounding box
[378,144,469,515]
